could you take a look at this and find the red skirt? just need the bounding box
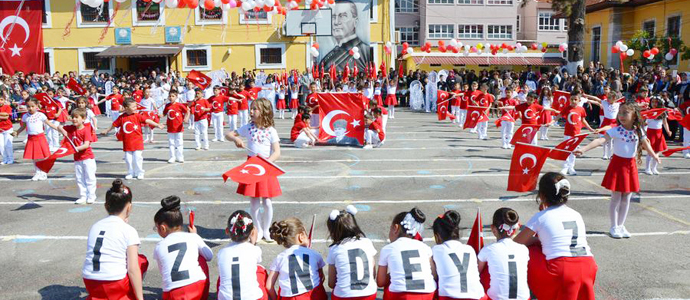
[385,94,398,106]
[83,254,149,300]
[527,244,597,300]
[601,155,639,193]
[91,100,102,115]
[383,287,435,300]
[57,110,69,122]
[217,265,268,300]
[163,280,207,300]
[374,95,383,106]
[277,99,287,110]
[332,293,377,300]
[236,157,282,198]
[24,134,50,160]
[279,284,327,300]
[290,98,299,109]
[601,117,617,128]
[646,128,667,152]
[86,123,99,142]
[540,110,552,125]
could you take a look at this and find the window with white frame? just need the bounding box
[44,49,55,74]
[458,24,483,39]
[538,11,559,31]
[78,48,113,74]
[370,0,378,22]
[516,15,520,32]
[397,26,419,45]
[457,0,483,4]
[255,44,286,69]
[240,10,271,24]
[42,0,51,28]
[667,15,680,38]
[133,0,162,24]
[428,24,454,39]
[487,0,512,4]
[562,18,568,31]
[428,0,453,4]
[78,1,111,26]
[182,46,212,71]
[395,0,418,12]
[643,20,655,37]
[196,6,225,24]
[487,25,512,39]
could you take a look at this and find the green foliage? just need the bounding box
[550,0,577,17]
[628,30,689,66]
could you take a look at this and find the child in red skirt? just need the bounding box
[373,82,383,107]
[82,179,148,300]
[538,86,554,140]
[386,79,398,119]
[267,218,327,300]
[13,99,65,181]
[153,195,213,300]
[218,210,268,300]
[576,103,660,238]
[87,86,103,116]
[277,84,287,119]
[514,172,597,300]
[377,207,436,300]
[75,97,99,139]
[225,98,281,242]
[326,206,378,300]
[583,90,621,160]
[644,97,671,175]
[432,210,486,300]
[289,84,300,119]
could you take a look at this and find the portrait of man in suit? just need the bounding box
[319,0,370,71]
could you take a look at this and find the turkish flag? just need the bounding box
[467,208,484,255]
[34,92,53,107]
[641,108,667,120]
[549,134,588,161]
[398,60,404,78]
[343,64,350,81]
[495,114,515,127]
[510,124,541,145]
[463,106,484,129]
[353,64,359,79]
[667,109,682,121]
[218,87,230,95]
[35,139,77,173]
[379,61,387,78]
[317,93,366,146]
[437,91,454,121]
[679,114,690,130]
[662,146,690,157]
[67,78,86,95]
[552,90,570,112]
[187,70,212,90]
[222,156,285,184]
[0,0,44,74]
[507,143,551,192]
[329,64,337,81]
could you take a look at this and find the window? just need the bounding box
[457,0,482,4]
[397,26,419,46]
[78,1,111,27]
[182,46,212,71]
[487,0,512,4]
[42,0,51,28]
[370,0,378,22]
[395,0,418,13]
[643,20,655,37]
[591,26,601,63]
[458,24,483,39]
[487,25,512,39]
[428,0,453,4]
[196,6,225,24]
[44,49,54,74]
[538,12,559,31]
[78,48,112,74]
[255,44,286,69]
[133,0,163,25]
[240,10,271,24]
[667,16,680,38]
[428,24,454,39]
[516,15,520,32]
[83,53,110,71]
[562,18,568,31]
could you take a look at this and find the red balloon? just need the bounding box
[313,42,319,50]
[451,46,459,53]
[187,0,199,9]
[177,0,187,8]
[221,0,230,3]
[204,0,215,10]
[531,43,538,50]
[425,42,432,48]
[643,50,651,58]
[650,47,659,55]
[349,49,355,56]
[402,42,409,49]
[620,53,627,60]
[508,45,515,51]
[611,45,620,53]
[541,48,547,53]
[438,41,445,46]
[439,45,447,53]
[426,48,431,53]
[501,43,507,49]
[263,5,272,11]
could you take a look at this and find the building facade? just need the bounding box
[39,0,394,75]
[584,0,689,72]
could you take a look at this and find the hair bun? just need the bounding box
[111,179,124,192]
[161,195,181,211]
[444,210,461,226]
[410,207,426,223]
[504,209,519,225]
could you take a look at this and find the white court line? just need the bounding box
[3,171,690,181]
[3,194,688,205]
[3,230,689,244]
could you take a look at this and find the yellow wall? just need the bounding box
[44,0,392,74]
[585,0,689,72]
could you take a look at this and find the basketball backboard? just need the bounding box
[285,9,333,37]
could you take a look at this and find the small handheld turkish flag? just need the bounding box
[467,208,484,255]
[667,109,682,121]
[510,124,541,145]
[437,91,454,121]
[640,108,667,120]
[187,70,212,90]
[35,139,77,173]
[495,114,515,128]
[68,78,86,95]
[661,146,690,157]
[34,93,53,107]
[552,90,570,112]
[379,61,387,78]
[507,143,551,192]
[222,156,285,184]
[549,133,588,161]
[463,106,484,129]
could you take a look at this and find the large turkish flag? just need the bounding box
[317,93,366,146]
[0,0,44,74]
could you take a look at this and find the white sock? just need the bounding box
[610,192,621,228]
[250,197,263,234]
[617,192,632,226]
[261,198,273,238]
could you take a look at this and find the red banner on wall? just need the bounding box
[0,0,44,74]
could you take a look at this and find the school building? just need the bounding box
[584,0,690,72]
[40,0,394,75]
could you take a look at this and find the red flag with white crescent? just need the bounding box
[640,108,667,120]
[353,64,359,79]
[463,106,484,129]
[68,78,86,95]
[222,156,285,184]
[552,90,570,112]
[507,143,551,192]
[343,64,350,81]
[316,93,366,146]
[187,70,211,90]
[0,0,44,74]
[379,61,387,78]
[510,124,541,145]
[436,90,454,121]
[548,134,588,161]
[495,114,515,127]
[398,60,404,78]
[667,109,682,121]
[35,139,77,173]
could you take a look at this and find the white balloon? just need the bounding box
[616,41,624,47]
[266,0,275,7]
[306,0,312,4]
[450,39,458,47]
[522,46,528,52]
[485,43,492,50]
[477,49,483,55]
[312,49,320,57]
[407,48,414,54]
[648,54,655,60]
[626,49,634,56]
[256,0,265,7]
[353,52,361,60]
[386,41,393,48]
[241,1,252,11]
[502,48,508,54]
[516,43,522,48]
[352,47,359,53]
[665,53,674,60]
[289,1,298,8]
[214,0,222,6]
[464,50,469,56]
[165,0,179,8]
[619,44,628,52]
[537,44,543,50]
[457,41,463,48]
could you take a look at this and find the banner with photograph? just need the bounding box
[317,0,371,72]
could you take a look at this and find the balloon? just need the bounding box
[616,41,623,47]
[289,1,298,9]
[228,0,237,7]
[619,44,628,52]
[311,48,319,57]
[352,46,359,53]
[665,53,674,60]
[384,46,391,54]
[426,48,431,53]
[439,46,446,53]
[611,45,620,53]
[221,0,230,3]
[265,0,274,6]
[531,43,537,50]
[242,1,252,10]
[402,42,409,50]
[620,53,627,60]
[165,0,179,7]
[541,42,548,48]
[485,43,492,50]
[386,41,393,48]
[451,46,459,54]
[214,0,222,6]
[407,48,414,54]
[643,50,650,58]
[541,48,547,53]
[477,49,482,55]
[648,54,655,60]
[425,41,432,48]
[187,0,199,8]
[353,52,361,60]
[670,48,678,55]
[349,49,354,56]
[476,43,483,50]
[559,43,567,52]
[450,39,458,47]
[503,48,508,54]
[626,49,634,57]
[537,44,543,50]
[204,0,215,10]
[650,47,659,55]
[221,3,231,10]
[312,42,319,50]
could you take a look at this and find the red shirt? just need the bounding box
[191,98,211,121]
[291,120,306,141]
[226,94,240,115]
[64,125,94,161]
[163,102,188,133]
[460,92,469,109]
[133,90,143,103]
[468,90,483,106]
[516,102,544,125]
[108,94,124,111]
[561,105,587,136]
[451,89,462,107]
[479,93,494,108]
[499,97,519,120]
[293,113,302,126]
[112,113,148,152]
[0,105,12,131]
[239,89,256,110]
[369,120,385,141]
[209,95,228,114]
[307,93,319,114]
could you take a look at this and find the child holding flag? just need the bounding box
[13,99,66,181]
[558,90,594,176]
[63,108,97,204]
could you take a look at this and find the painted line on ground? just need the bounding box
[2,230,689,244]
[3,194,689,205]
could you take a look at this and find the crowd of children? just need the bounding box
[82,173,597,300]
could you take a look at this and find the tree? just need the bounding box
[551,0,585,74]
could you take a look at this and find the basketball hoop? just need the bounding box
[301,23,317,36]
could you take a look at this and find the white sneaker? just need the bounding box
[602,156,609,160]
[684,153,690,159]
[168,157,176,163]
[31,173,40,181]
[38,173,47,181]
[75,198,87,205]
[609,226,622,239]
[125,174,134,180]
[620,226,631,238]
[644,169,653,175]
[568,168,577,176]
[136,175,145,180]
[203,147,209,150]
[177,159,185,163]
[652,168,660,175]
[263,233,275,243]
[374,142,383,148]
[363,144,373,149]
[212,139,219,142]
[86,198,96,204]
[195,147,201,151]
